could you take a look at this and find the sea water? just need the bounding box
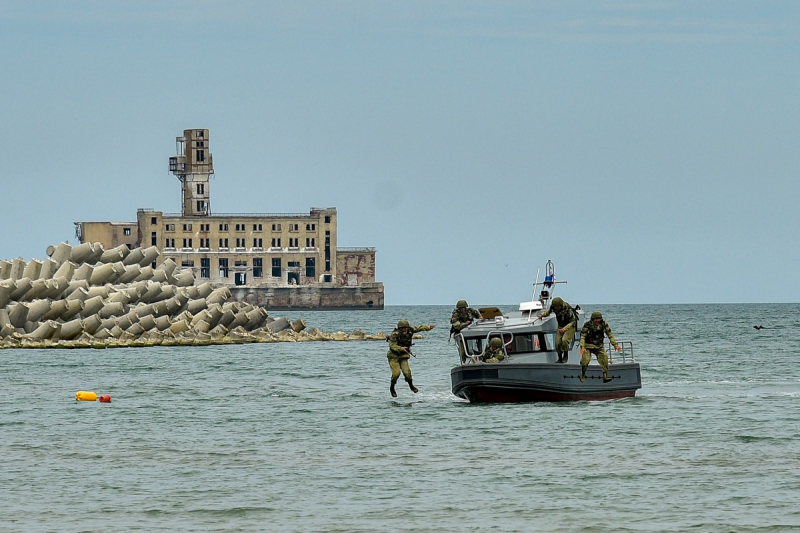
[2,304,799,532]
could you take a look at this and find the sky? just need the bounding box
[1,1,798,305]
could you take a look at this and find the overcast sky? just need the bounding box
[1,1,798,305]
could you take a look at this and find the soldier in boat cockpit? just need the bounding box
[537,296,577,363]
[473,337,505,364]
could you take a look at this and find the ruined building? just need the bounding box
[74,129,384,309]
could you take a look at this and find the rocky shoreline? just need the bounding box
[0,242,388,349]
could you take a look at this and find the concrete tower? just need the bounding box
[169,128,213,216]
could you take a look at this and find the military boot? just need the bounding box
[407,379,419,393]
[579,366,587,382]
[603,372,613,383]
[562,353,568,363]
[390,382,397,397]
[556,352,563,363]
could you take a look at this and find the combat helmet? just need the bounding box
[456,300,468,308]
[490,338,503,348]
[552,297,564,307]
[397,319,411,328]
[590,311,603,320]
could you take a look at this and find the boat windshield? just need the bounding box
[463,332,555,356]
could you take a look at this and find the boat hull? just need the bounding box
[451,362,642,403]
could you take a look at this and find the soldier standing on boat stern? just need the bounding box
[579,311,622,383]
[387,320,436,397]
[450,300,481,363]
[537,296,577,363]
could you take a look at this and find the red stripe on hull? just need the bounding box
[458,386,637,403]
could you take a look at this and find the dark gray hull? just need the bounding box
[451,362,642,403]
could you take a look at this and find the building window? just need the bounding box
[271,223,281,231]
[253,223,262,231]
[306,223,316,231]
[219,238,229,249]
[271,238,281,247]
[183,223,192,231]
[219,258,229,278]
[305,238,315,247]
[182,238,193,248]
[253,258,263,277]
[219,223,228,231]
[166,238,176,248]
[123,227,131,236]
[253,238,263,248]
[151,232,157,246]
[200,223,209,232]
[182,260,195,268]
[200,258,210,278]
[151,217,157,224]
[196,201,206,213]
[289,223,299,232]
[197,150,205,162]
[289,238,299,247]
[196,130,204,137]
[166,224,175,232]
[325,260,331,272]
[197,183,205,194]
[271,258,281,277]
[325,216,331,223]
[306,258,315,279]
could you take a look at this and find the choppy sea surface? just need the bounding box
[2,304,800,532]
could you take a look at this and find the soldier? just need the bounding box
[475,337,505,363]
[450,299,482,362]
[579,311,622,383]
[537,296,577,363]
[387,319,436,397]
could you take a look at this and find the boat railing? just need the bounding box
[609,340,635,364]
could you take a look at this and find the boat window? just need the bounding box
[504,333,553,353]
[464,338,484,356]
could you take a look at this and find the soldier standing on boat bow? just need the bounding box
[450,300,482,362]
[387,320,436,397]
[537,296,577,363]
[579,311,622,383]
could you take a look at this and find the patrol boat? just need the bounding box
[450,261,642,403]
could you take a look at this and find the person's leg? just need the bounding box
[561,324,575,362]
[400,359,418,393]
[596,348,611,382]
[388,358,401,397]
[579,347,592,381]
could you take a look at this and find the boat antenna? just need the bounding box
[531,267,541,303]
[532,260,565,308]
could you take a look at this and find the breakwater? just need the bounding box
[0,242,387,349]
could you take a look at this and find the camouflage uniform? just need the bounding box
[450,300,481,363]
[539,296,577,362]
[579,312,620,382]
[479,338,505,363]
[387,320,435,396]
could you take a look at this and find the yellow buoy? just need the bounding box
[75,390,97,401]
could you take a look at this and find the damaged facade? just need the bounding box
[74,129,384,309]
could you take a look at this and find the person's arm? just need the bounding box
[413,324,436,333]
